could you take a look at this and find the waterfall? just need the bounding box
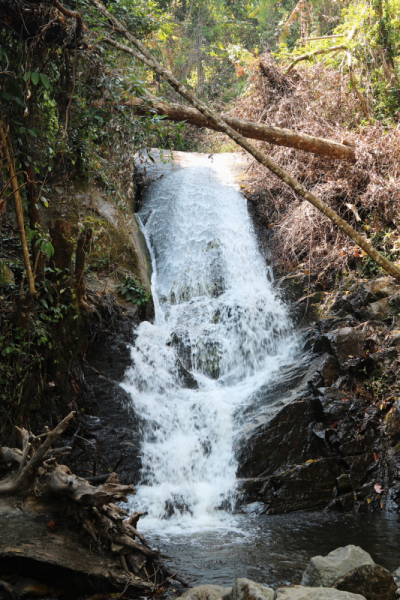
[122,153,298,534]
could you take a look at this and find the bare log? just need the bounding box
[0,494,154,592]
[47,464,135,506]
[126,95,356,162]
[89,0,400,282]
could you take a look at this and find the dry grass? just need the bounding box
[230,53,400,284]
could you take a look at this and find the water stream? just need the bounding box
[122,152,400,586]
[123,152,297,531]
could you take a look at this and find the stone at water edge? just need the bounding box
[231,578,275,600]
[180,584,232,600]
[275,586,366,599]
[332,563,397,600]
[301,545,374,588]
[392,566,400,593]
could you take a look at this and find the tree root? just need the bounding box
[0,414,167,593]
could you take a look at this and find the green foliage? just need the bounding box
[117,275,150,306]
[273,0,400,121]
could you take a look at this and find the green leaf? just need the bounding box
[31,72,40,85]
[23,72,31,82]
[40,73,50,89]
[19,126,26,134]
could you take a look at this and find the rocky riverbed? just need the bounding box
[178,544,399,600]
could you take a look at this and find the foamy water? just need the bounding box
[122,153,298,535]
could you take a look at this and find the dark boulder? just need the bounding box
[332,563,397,600]
[259,459,340,514]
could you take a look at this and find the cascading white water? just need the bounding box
[122,153,298,534]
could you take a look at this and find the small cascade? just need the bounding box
[122,153,298,533]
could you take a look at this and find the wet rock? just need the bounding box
[318,354,341,387]
[336,474,353,495]
[319,388,352,425]
[368,347,398,377]
[301,545,374,587]
[332,563,397,600]
[275,586,366,599]
[330,491,355,512]
[236,394,320,479]
[180,585,231,600]
[353,482,382,512]
[330,294,354,317]
[260,459,340,514]
[67,323,143,485]
[318,318,356,334]
[384,400,400,439]
[232,578,274,600]
[240,501,266,514]
[237,477,267,500]
[326,328,365,366]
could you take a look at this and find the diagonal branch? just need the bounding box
[0,412,76,495]
[285,24,359,74]
[121,91,356,161]
[90,0,400,282]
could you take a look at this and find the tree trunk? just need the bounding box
[126,95,356,161]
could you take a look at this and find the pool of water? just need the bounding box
[149,511,400,589]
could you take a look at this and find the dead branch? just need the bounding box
[0,412,75,495]
[125,94,356,161]
[285,43,347,74]
[46,464,135,506]
[90,0,400,283]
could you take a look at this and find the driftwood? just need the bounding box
[126,95,356,162]
[0,413,170,596]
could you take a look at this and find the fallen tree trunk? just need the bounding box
[127,95,356,162]
[0,414,170,595]
[89,1,400,283]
